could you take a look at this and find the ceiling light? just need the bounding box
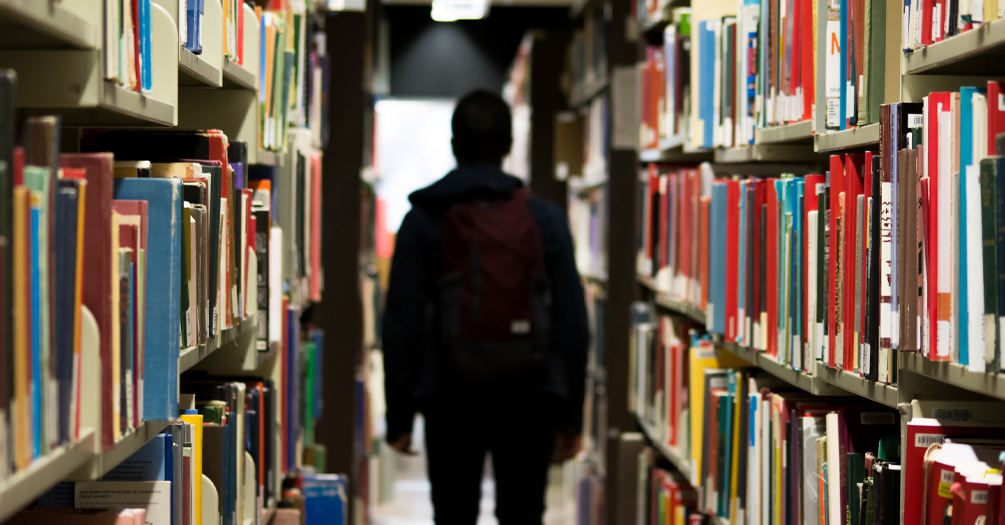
[430,0,491,21]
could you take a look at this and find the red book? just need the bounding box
[829,155,846,367]
[927,93,951,360]
[766,180,780,356]
[132,0,141,92]
[923,0,936,45]
[668,333,682,447]
[988,82,1005,156]
[658,174,670,276]
[726,180,740,341]
[843,154,865,370]
[112,200,148,431]
[801,0,814,121]
[237,0,245,66]
[905,420,1004,525]
[61,153,116,451]
[679,169,687,295]
[803,174,826,353]
[753,179,766,350]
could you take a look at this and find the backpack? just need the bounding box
[436,187,552,383]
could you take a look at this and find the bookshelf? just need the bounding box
[575,0,1005,522]
[0,429,95,524]
[814,123,881,153]
[0,0,350,523]
[902,17,1005,75]
[0,0,101,49]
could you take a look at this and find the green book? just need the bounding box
[981,158,1000,372]
[847,452,865,525]
[877,437,900,462]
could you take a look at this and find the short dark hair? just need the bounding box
[451,90,513,164]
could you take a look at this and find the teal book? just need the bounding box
[24,166,50,457]
[794,179,805,369]
[114,178,182,422]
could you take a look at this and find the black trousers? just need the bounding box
[422,391,559,525]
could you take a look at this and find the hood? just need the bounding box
[408,164,524,209]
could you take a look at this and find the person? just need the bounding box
[381,89,590,525]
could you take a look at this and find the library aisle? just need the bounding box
[370,419,571,525]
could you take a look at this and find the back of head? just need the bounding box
[451,90,513,166]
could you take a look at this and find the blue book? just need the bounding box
[778,179,792,360]
[711,183,728,334]
[303,475,348,525]
[959,87,984,365]
[140,0,152,91]
[700,21,716,148]
[114,178,182,421]
[103,430,174,523]
[103,433,170,481]
[185,0,203,53]
[311,329,324,420]
[55,182,80,445]
[25,166,50,458]
[30,203,40,459]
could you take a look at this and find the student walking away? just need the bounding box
[381,90,590,525]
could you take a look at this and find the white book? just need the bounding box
[825,413,843,525]
[76,481,172,525]
[825,2,842,129]
[801,413,828,525]
[808,211,819,366]
[747,388,762,525]
[760,398,771,525]
[950,168,960,362]
[938,112,953,358]
[974,93,989,165]
[105,0,120,80]
[966,165,987,372]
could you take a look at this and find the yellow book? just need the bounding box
[71,179,87,440]
[13,187,27,469]
[111,211,121,441]
[180,412,204,525]
[687,340,747,488]
[729,371,743,523]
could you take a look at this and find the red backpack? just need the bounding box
[437,187,552,382]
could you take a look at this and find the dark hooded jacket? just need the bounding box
[382,164,590,443]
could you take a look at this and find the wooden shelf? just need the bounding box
[814,124,880,153]
[904,17,1005,75]
[0,428,96,523]
[754,120,813,144]
[900,352,1005,402]
[814,362,898,407]
[0,0,100,50]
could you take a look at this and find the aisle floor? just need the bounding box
[371,418,570,525]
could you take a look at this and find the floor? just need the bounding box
[371,418,571,525]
